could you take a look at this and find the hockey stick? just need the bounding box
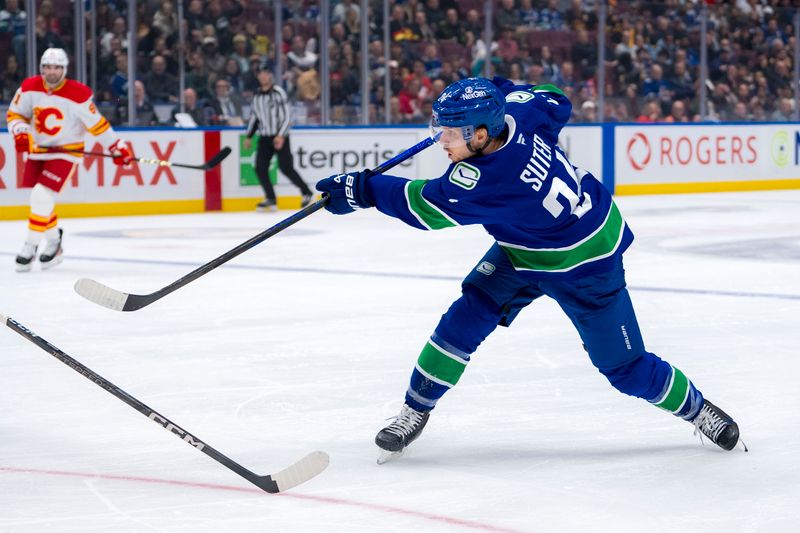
[67,146,232,170]
[74,134,439,312]
[1,312,329,494]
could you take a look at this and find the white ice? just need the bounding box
[1,190,799,533]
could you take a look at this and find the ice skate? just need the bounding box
[15,241,38,272]
[691,400,746,451]
[301,193,313,208]
[256,199,277,212]
[375,404,430,464]
[39,228,63,270]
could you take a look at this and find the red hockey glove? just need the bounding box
[109,140,134,166]
[14,132,30,154]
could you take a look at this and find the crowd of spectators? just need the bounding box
[0,0,798,126]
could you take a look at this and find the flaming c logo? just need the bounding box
[626,132,651,171]
[34,107,64,136]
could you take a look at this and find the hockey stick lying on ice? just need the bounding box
[1,312,329,494]
[68,146,232,170]
[74,134,440,312]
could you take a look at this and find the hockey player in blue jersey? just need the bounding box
[317,77,744,462]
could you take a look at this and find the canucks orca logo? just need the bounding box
[506,91,534,103]
[449,162,481,190]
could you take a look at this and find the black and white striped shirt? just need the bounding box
[246,84,292,138]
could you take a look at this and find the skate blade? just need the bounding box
[15,263,33,273]
[40,255,63,270]
[377,448,405,465]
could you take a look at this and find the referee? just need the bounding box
[244,69,314,211]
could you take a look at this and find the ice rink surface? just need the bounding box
[1,190,799,532]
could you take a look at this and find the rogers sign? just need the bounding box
[626,131,757,170]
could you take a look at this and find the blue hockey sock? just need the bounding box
[404,333,471,412]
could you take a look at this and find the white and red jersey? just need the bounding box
[6,76,120,162]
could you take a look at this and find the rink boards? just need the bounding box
[0,123,799,219]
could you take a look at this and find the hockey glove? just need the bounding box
[109,140,134,166]
[316,170,374,215]
[14,132,30,154]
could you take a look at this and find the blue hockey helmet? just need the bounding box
[431,78,506,147]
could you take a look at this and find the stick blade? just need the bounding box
[74,278,129,311]
[257,451,330,493]
[204,146,232,169]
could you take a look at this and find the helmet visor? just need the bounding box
[430,118,474,149]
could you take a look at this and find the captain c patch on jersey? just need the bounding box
[449,162,481,190]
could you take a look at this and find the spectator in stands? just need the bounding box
[640,64,669,100]
[243,55,266,99]
[636,100,664,123]
[579,100,597,123]
[494,0,517,32]
[230,33,250,74]
[185,50,212,101]
[1,0,27,61]
[729,101,751,122]
[288,35,318,74]
[34,14,65,57]
[332,0,360,25]
[436,8,467,45]
[389,4,416,42]
[204,0,243,55]
[201,35,226,75]
[538,0,565,30]
[185,0,205,39]
[420,43,442,78]
[539,46,560,82]
[572,29,597,79]
[413,10,436,43]
[143,55,178,104]
[397,77,424,123]
[223,57,245,95]
[423,0,444,28]
[565,0,598,31]
[664,100,690,123]
[206,78,244,126]
[153,1,178,40]
[2,54,23,101]
[551,60,577,91]
[100,16,128,57]
[770,97,795,122]
[109,53,129,100]
[462,9,481,47]
[516,0,539,33]
[497,28,520,65]
[171,88,207,126]
[115,80,158,126]
[150,35,179,76]
[244,21,270,57]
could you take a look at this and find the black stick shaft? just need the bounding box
[112,135,437,311]
[2,315,280,492]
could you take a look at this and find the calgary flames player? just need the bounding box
[7,48,133,272]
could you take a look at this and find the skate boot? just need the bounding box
[256,198,277,212]
[301,193,313,208]
[375,404,430,464]
[691,400,745,451]
[39,228,63,270]
[15,241,38,272]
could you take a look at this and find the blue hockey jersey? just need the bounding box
[366,77,634,280]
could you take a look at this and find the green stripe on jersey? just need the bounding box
[653,367,690,413]
[416,340,467,387]
[406,180,458,230]
[499,202,624,273]
[532,84,565,96]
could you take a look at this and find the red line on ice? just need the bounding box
[0,466,523,532]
